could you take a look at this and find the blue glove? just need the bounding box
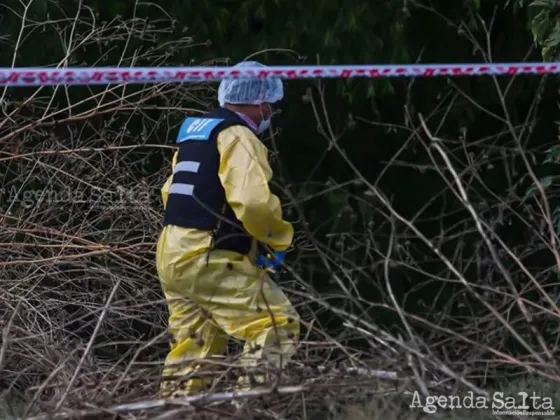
[256,251,285,270]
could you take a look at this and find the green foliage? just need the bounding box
[519,0,560,237]
[517,0,560,60]
[0,395,26,419]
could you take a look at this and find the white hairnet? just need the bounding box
[218,61,284,106]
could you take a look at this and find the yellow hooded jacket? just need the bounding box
[156,123,300,397]
[160,124,294,256]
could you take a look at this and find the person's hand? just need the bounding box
[255,253,269,268]
[268,251,285,268]
[256,251,285,270]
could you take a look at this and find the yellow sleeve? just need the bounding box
[217,126,294,251]
[161,150,178,210]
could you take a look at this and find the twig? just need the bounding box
[54,279,121,411]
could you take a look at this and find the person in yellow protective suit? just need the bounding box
[156,61,300,397]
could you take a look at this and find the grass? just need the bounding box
[0,395,27,420]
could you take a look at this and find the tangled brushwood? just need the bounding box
[2,2,560,420]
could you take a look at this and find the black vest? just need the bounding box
[163,107,254,254]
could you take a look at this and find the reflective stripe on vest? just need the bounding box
[169,183,194,196]
[174,160,200,174]
[169,160,200,196]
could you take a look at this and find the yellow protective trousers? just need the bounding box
[156,225,300,397]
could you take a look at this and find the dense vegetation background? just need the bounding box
[2,0,560,418]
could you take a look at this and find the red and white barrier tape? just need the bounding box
[0,63,559,86]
